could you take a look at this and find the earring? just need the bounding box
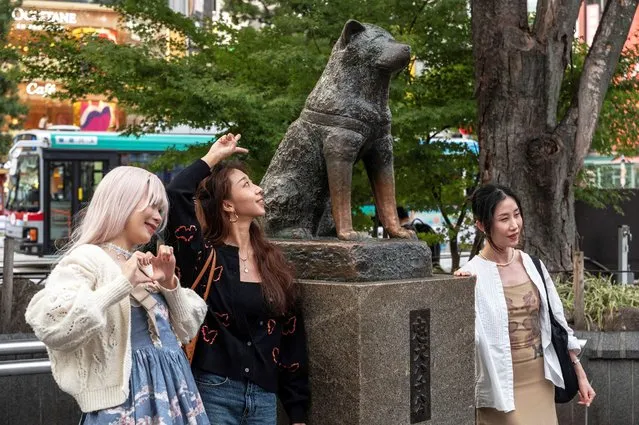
[229,211,239,223]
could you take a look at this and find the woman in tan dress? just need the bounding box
[455,184,596,424]
[476,280,557,424]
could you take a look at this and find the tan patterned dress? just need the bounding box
[476,281,558,425]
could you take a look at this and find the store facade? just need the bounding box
[10,1,129,131]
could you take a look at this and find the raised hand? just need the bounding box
[202,133,249,167]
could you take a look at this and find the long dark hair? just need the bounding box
[470,184,524,252]
[195,161,299,315]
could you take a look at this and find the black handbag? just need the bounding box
[531,256,579,403]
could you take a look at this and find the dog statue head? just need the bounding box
[336,20,411,73]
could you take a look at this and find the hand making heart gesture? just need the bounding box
[137,245,178,289]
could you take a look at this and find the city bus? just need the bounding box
[4,129,215,255]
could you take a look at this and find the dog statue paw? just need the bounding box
[337,230,372,241]
[386,226,417,240]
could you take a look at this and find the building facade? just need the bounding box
[576,0,639,48]
[8,1,133,131]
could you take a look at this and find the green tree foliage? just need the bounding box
[593,40,639,157]
[0,0,26,158]
[394,136,478,268]
[561,39,639,212]
[19,0,477,265]
[561,39,639,157]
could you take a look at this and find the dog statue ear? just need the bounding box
[339,20,366,49]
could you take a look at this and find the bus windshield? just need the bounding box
[6,154,40,213]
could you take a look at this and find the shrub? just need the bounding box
[555,274,639,330]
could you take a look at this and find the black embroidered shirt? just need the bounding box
[165,159,310,423]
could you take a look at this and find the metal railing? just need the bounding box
[0,340,50,376]
[0,261,53,287]
[0,340,47,355]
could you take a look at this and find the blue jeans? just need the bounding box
[192,368,277,425]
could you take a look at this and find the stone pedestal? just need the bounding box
[276,240,475,425]
[275,238,432,281]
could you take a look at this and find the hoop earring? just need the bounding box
[229,211,239,223]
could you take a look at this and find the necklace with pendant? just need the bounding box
[239,251,250,273]
[103,242,134,261]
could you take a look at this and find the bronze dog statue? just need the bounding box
[261,20,414,241]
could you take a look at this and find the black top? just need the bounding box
[165,159,309,423]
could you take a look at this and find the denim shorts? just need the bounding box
[192,368,277,425]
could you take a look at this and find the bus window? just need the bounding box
[49,162,73,246]
[79,160,107,209]
[6,129,215,255]
[14,134,37,141]
[6,155,40,213]
[119,152,157,166]
[118,152,181,183]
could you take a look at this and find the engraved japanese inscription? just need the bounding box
[410,309,431,423]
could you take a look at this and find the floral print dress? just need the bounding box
[81,292,210,425]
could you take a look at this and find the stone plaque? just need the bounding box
[410,309,431,423]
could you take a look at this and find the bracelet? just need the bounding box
[572,358,581,365]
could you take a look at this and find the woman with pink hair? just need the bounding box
[25,166,210,425]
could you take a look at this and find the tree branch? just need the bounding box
[256,0,273,23]
[309,27,322,55]
[533,0,580,42]
[454,201,468,230]
[454,171,479,234]
[572,0,639,167]
[432,188,454,231]
[533,0,581,128]
[425,126,449,144]
[407,0,431,36]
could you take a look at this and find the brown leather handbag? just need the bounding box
[183,248,217,364]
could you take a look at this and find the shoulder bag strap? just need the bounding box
[531,255,554,316]
[190,248,216,290]
[201,249,217,300]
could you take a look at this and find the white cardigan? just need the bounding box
[459,251,581,412]
[25,244,208,412]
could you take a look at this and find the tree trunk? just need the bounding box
[450,235,460,271]
[472,0,639,271]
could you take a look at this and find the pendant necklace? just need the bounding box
[240,251,250,273]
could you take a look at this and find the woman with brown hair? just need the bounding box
[165,133,309,425]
